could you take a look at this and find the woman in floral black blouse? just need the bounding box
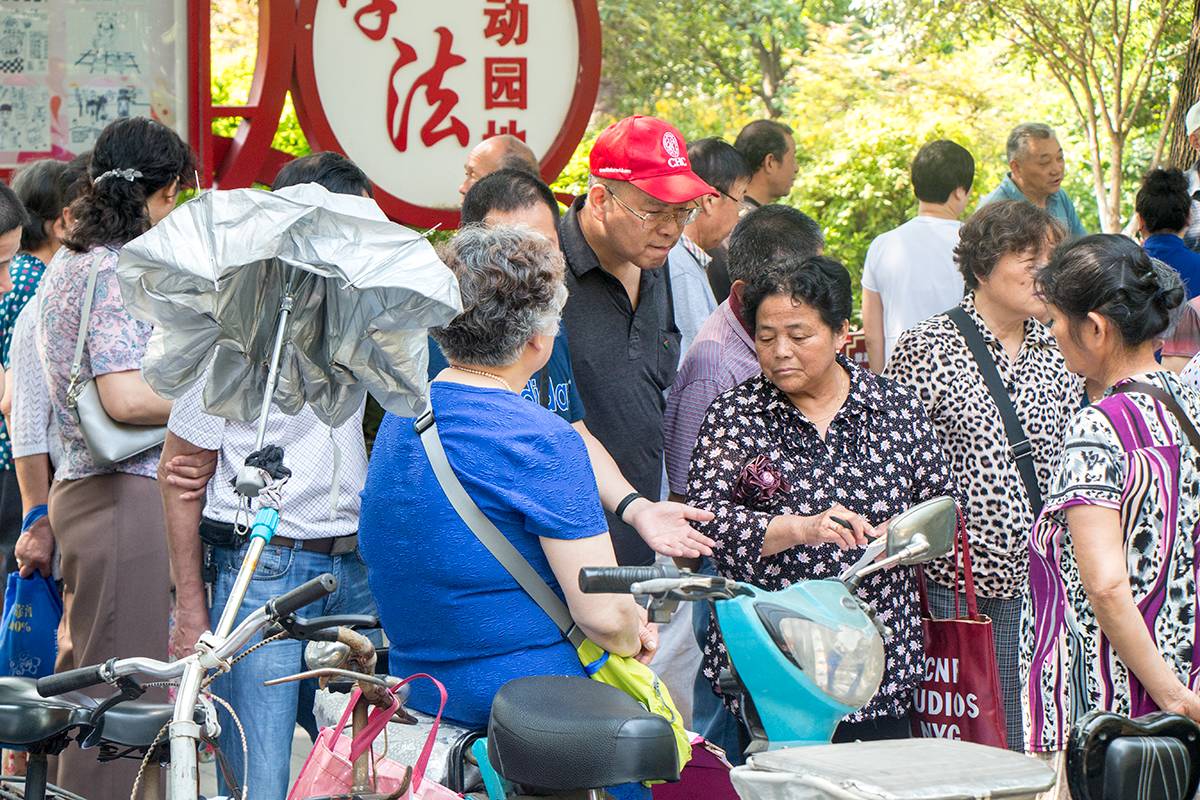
[687,255,958,743]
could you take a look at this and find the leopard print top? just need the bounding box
[885,293,1084,598]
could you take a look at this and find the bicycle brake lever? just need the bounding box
[80,676,146,749]
[265,613,381,639]
[262,667,401,690]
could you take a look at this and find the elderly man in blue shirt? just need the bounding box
[980,122,1087,238]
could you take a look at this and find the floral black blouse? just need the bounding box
[687,355,959,722]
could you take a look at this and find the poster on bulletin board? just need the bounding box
[0,0,187,170]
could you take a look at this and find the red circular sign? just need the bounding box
[292,0,601,229]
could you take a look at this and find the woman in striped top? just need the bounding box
[1021,234,1200,795]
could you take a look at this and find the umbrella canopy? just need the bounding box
[117,183,462,427]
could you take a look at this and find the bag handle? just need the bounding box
[955,508,979,619]
[946,306,1044,517]
[338,673,448,791]
[66,251,107,404]
[918,508,978,621]
[1113,381,1200,453]
[414,402,586,649]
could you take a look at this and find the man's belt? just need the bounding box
[199,517,358,556]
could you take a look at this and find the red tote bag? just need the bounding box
[911,515,1007,749]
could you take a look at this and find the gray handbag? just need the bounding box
[64,251,166,467]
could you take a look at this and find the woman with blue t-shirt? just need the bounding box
[358,225,652,730]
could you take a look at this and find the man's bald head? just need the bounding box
[458,135,539,198]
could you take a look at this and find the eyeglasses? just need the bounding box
[607,187,700,229]
[717,188,742,204]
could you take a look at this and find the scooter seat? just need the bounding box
[0,676,96,746]
[488,676,680,791]
[1067,711,1200,800]
[100,702,174,748]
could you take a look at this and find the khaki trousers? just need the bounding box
[50,472,169,800]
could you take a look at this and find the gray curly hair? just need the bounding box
[432,224,567,368]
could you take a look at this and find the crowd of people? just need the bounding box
[2,99,1200,800]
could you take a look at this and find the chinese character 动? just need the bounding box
[387,27,469,152]
[484,0,528,46]
[485,57,527,110]
[485,120,526,141]
[338,0,396,42]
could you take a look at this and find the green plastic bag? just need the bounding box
[577,638,693,776]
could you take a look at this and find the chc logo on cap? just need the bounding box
[662,131,687,168]
[662,131,680,158]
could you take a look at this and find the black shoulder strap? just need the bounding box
[946,306,1044,516]
[1113,381,1200,453]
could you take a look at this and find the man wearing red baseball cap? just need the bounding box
[559,115,718,566]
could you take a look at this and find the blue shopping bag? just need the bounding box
[0,571,62,678]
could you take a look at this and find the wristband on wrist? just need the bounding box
[615,492,644,522]
[21,504,48,533]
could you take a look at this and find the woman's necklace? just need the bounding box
[449,364,514,392]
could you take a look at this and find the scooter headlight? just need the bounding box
[757,604,885,708]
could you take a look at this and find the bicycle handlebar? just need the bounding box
[36,575,339,698]
[37,662,109,697]
[268,573,337,618]
[578,565,680,594]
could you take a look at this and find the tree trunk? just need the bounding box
[1168,0,1200,168]
[1104,137,1125,233]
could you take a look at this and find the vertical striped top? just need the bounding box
[1021,370,1200,751]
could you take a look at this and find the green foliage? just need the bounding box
[563,20,1115,309]
[599,0,855,119]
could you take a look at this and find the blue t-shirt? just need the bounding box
[358,382,607,726]
[427,328,586,423]
[1145,233,1200,300]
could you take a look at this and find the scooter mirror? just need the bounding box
[886,495,956,564]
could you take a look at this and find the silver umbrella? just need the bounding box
[114,183,463,696]
[117,182,462,433]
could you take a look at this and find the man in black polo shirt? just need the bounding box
[560,115,719,565]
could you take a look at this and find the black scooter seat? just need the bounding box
[488,676,680,791]
[0,676,96,746]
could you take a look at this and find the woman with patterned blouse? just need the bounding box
[688,255,958,744]
[885,200,1080,750]
[38,118,194,798]
[1023,235,1199,795]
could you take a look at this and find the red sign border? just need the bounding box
[292,0,601,229]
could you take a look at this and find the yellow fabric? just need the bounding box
[576,638,693,775]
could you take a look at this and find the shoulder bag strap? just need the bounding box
[66,252,104,402]
[1113,381,1200,453]
[414,405,586,649]
[946,306,1044,516]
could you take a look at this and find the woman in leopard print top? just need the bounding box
[885,201,1083,751]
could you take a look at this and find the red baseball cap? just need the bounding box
[589,116,718,204]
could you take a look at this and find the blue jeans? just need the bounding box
[690,559,745,765]
[209,540,379,800]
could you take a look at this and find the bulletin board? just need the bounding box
[0,0,188,170]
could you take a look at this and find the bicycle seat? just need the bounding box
[0,676,97,746]
[1067,710,1200,800]
[99,702,175,748]
[487,676,680,791]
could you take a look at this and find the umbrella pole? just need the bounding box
[215,276,298,640]
[253,281,297,452]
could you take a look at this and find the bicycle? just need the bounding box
[1,570,385,800]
